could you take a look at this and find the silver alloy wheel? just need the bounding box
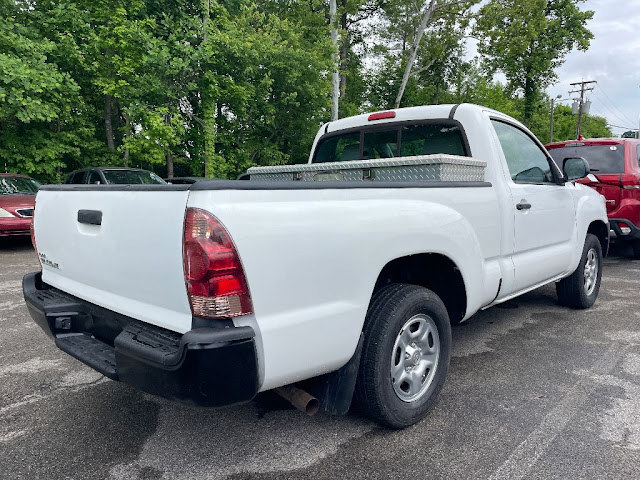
[583,247,598,295]
[390,314,440,402]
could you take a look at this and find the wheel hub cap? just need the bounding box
[391,314,440,403]
[583,248,598,296]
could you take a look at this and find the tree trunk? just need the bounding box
[394,0,437,109]
[123,113,130,167]
[201,0,215,177]
[339,8,348,102]
[104,95,115,150]
[166,153,174,178]
[523,76,535,127]
[329,0,339,120]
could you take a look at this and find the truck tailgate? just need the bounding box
[33,187,193,333]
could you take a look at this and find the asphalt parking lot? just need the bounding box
[1,237,639,480]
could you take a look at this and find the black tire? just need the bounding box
[556,233,602,309]
[354,284,452,429]
[632,240,640,260]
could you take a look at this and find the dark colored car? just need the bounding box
[0,173,40,237]
[164,176,206,184]
[64,167,166,185]
[546,138,640,257]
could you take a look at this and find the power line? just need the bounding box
[590,98,633,129]
[595,84,636,127]
[606,123,637,130]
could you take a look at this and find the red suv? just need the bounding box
[546,138,640,257]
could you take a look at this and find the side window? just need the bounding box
[491,120,555,184]
[87,170,102,184]
[68,171,87,184]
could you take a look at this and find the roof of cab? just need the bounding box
[323,103,520,134]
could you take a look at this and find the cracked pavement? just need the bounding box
[1,236,639,479]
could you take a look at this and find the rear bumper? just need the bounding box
[609,218,640,241]
[0,217,31,236]
[22,271,259,407]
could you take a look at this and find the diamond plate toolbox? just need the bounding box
[246,154,486,183]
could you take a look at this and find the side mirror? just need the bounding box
[563,157,590,181]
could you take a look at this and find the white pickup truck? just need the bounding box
[24,104,608,428]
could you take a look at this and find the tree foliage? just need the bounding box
[0,0,614,183]
[473,0,593,124]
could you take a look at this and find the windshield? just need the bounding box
[102,170,166,185]
[548,144,625,174]
[0,176,41,195]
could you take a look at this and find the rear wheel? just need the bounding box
[354,284,451,429]
[556,233,602,309]
[631,240,640,260]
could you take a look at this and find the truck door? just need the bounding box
[491,119,575,293]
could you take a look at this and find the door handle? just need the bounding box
[516,201,531,211]
[77,209,102,225]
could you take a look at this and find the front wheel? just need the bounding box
[354,284,452,429]
[556,233,602,309]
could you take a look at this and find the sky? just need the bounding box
[463,0,639,136]
[545,0,640,136]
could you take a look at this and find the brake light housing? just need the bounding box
[618,222,632,235]
[183,208,253,319]
[620,174,640,189]
[368,111,396,121]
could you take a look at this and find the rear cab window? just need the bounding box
[547,143,625,174]
[313,122,468,163]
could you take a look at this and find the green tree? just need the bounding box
[366,0,478,110]
[0,0,99,182]
[473,0,593,125]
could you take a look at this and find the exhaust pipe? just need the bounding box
[274,385,319,416]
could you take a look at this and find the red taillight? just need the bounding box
[368,111,396,121]
[183,208,253,319]
[620,174,640,190]
[618,222,632,235]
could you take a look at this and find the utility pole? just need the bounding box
[569,80,596,139]
[549,94,562,143]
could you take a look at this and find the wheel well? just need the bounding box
[373,253,467,323]
[588,220,609,257]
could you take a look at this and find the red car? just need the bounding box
[546,138,640,257]
[0,173,40,237]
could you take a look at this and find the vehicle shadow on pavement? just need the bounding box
[105,385,375,480]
